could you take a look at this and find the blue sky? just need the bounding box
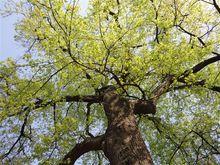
[0,0,89,61]
[0,8,25,61]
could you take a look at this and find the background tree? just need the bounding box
[0,0,220,164]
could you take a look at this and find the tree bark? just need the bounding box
[102,90,153,165]
[61,88,154,164]
[60,135,104,164]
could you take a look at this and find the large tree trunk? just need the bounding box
[61,89,154,165]
[102,90,153,165]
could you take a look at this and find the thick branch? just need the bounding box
[210,86,220,92]
[176,55,220,91]
[130,99,156,115]
[8,95,102,117]
[213,0,220,14]
[150,55,220,100]
[190,55,220,74]
[60,135,104,165]
[151,75,174,102]
[30,95,101,112]
[177,55,220,82]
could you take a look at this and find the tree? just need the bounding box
[0,0,220,164]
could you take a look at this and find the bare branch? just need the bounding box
[7,94,102,118]
[192,56,220,73]
[200,0,213,5]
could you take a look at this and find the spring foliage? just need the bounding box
[0,0,219,164]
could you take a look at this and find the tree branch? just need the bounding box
[1,110,30,160]
[64,95,102,103]
[150,55,220,101]
[191,56,220,74]
[130,99,156,115]
[85,103,94,137]
[7,95,102,118]
[210,86,220,92]
[34,95,102,110]
[169,131,193,164]
[131,55,220,115]
[176,25,220,56]
[123,83,147,100]
[192,130,220,154]
[151,75,174,102]
[213,0,220,14]
[171,80,220,93]
[60,135,104,165]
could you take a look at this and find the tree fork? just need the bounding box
[61,88,154,164]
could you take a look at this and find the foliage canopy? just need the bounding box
[0,0,220,164]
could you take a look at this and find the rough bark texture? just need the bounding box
[61,88,155,164]
[102,90,153,165]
